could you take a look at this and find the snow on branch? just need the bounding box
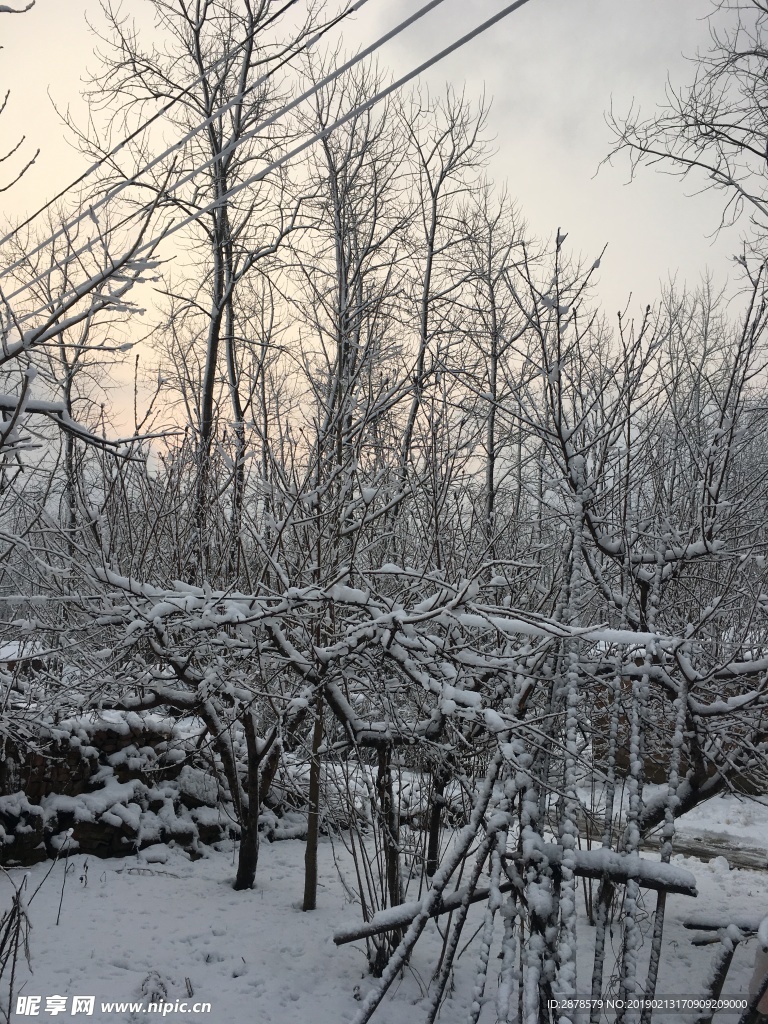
[334,847,697,946]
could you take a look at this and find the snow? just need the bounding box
[3,2,768,1019]
[0,641,37,662]
[138,844,169,865]
[0,803,767,1023]
[677,793,768,847]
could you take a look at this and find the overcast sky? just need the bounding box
[1,0,742,320]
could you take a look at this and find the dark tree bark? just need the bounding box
[302,693,324,911]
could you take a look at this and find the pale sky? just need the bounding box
[1,0,741,330]
[351,0,738,313]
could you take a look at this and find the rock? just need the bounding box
[138,844,168,865]
[177,766,218,809]
[189,806,227,845]
[0,793,47,865]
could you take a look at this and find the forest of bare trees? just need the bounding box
[2,2,768,1022]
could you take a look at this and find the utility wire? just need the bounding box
[0,0,301,245]
[1,0,450,303]
[0,0,373,265]
[8,0,537,328]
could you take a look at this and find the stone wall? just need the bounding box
[0,712,235,865]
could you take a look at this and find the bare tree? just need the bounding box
[606,0,768,248]
[78,0,326,582]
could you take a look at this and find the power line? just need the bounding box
[147,0,540,257]
[8,0,537,330]
[0,0,373,266]
[1,0,450,304]
[0,0,302,245]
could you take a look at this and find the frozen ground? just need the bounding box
[1,793,768,1024]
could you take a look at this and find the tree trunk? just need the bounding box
[377,744,402,912]
[302,693,324,911]
[234,710,261,891]
[426,764,448,878]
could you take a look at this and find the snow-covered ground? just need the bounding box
[677,793,768,847]
[2,794,768,1024]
